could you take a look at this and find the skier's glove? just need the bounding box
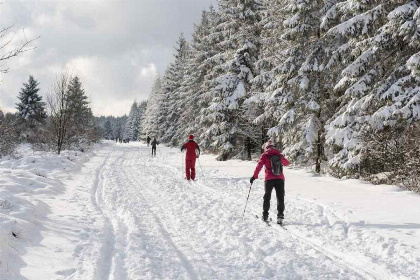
[250,176,255,184]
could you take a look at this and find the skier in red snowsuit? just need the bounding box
[181,135,200,181]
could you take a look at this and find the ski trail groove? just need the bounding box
[153,148,388,279]
[92,151,115,280]
[123,172,216,279]
[286,195,397,280]
[275,224,387,280]
[72,144,403,279]
[121,154,203,280]
[106,153,130,280]
[90,151,127,280]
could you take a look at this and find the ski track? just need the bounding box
[63,143,418,280]
[153,158,391,279]
[152,155,379,280]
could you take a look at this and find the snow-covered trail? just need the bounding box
[47,142,417,280]
[9,142,418,280]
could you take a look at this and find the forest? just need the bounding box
[137,0,419,191]
[1,0,419,192]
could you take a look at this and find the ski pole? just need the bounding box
[242,182,253,220]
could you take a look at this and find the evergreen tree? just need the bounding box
[16,75,46,127]
[66,76,95,147]
[124,101,145,141]
[196,6,227,150]
[139,0,420,188]
[143,75,162,138]
[175,9,218,144]
[158,33,190,145]
[325,1,420,173]
[67,76,91,125]
[104,120,113,140]
[136,101,147,140]
[203,0,263,160]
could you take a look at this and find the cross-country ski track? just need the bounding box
[3,142,420,280]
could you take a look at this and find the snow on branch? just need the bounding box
[327,5,386,37]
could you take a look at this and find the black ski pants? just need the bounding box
[152,147,156,156]
[263,179,285,219]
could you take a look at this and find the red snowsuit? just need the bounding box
[181,140,200,180]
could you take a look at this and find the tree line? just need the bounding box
[0,74,101,156]
[95,100,147,143]
[139,0,419,192]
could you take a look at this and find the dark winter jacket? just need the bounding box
[147,136,151,143]
[181,140,200,160]
[151,139,158,148]
[253,147,290,181]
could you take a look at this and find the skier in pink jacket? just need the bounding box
[250,140,290,224]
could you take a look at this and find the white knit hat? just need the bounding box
[263,140,274,151]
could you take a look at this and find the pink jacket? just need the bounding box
[253,148,290,181]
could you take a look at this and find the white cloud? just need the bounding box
[0,0,217,116]
[139,63,157,80]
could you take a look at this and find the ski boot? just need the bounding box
[262,212,269,222]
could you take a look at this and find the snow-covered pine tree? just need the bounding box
[203,0,263,160]
[324,1,420,176]
[67,76,92,123]
[175,8,218,145]
[124,101,140,141]
[114,116,126,141]
[256,1,330,171]
[66,76,95,148]
[197,6,228,150]
[136,100,147,140]
[247,0,289,155]
[104,120,113,140]
[251,0,299,155]
[16,75,46,128]
[157,34,189,145]
[142,75,162,139]
[284,1,344,173]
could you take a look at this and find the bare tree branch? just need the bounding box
[47,72,73,154]
[0,25,39,74]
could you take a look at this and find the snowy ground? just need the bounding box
[1,142,419,280]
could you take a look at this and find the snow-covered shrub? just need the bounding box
[359,120,420,192]
[0,111,19,158]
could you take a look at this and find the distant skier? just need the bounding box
[146,136,151,147]
[181,135,200,181]
[151,137,158,157]
[250,140,290,225]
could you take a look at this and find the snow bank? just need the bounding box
[0,144,96,278]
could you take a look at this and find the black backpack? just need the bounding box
[268,154,283,175]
